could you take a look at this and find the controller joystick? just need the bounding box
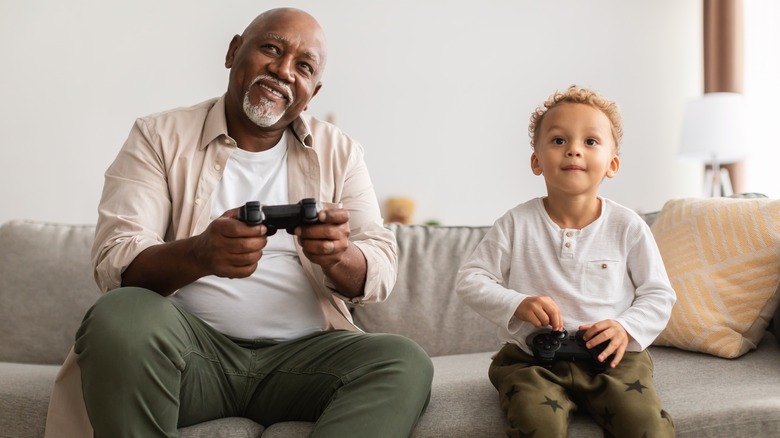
[238,201,265,226]
[551,330,567,340]
[238,198,323,235]
[525,328,615,373]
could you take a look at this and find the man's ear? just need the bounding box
[225,35,242,68]
[303,82,323,111]
[605,154,620,178]
[530,152,543,176]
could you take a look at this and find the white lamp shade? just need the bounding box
[679,92,749,163]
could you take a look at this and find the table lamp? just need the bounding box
[679,92,748,197]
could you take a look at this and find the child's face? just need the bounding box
[530,103,620,199]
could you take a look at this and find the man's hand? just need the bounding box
[121,208,267,296]
[578,320,629,368]
[295,208,351,269]
[191,208,268,279]
[514,296,563,331]
[295,208,367,298]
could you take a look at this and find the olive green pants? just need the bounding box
[489,343,674,438]
[75,287,433,438]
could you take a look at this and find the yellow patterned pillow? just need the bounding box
[650,197,780,358]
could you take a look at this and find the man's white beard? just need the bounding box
[242,76,294,128]
[243,95,284,128]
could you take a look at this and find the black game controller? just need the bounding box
[237,198,322,236]
[525,328,615,373]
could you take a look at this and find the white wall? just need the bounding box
[1,0,712,226]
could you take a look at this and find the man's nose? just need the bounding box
[268,55,295,83]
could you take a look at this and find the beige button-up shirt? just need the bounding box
[93,95,397,327]
[45,96,397,437]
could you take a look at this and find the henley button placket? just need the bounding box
[561,229,577,259]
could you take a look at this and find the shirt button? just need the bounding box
[214,164,222,171]
[566,231,573,237]
[565,242,572,248]
[195,198,201,205]
[602,263,608,269]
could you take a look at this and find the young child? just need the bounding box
[455,85,676,437]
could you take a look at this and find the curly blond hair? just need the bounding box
[528,85,623,153]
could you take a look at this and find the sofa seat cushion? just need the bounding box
[0,360,265,438]
[261,352,602,438]
[422,334,780,438]
[18,334,779,438]
[178,417,264,438]
[652,332,780,436]
[0,362,59,438]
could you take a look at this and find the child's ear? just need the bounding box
[530,152,543,176]
[605,154,620,178]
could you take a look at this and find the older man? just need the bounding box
[45,8,432,438]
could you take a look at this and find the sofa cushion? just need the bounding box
[0,221,101,364]
[650,198,780,358]
[179,417,264,438]
[262,333,780,437]
[0,362,59,438]
[352,224,503,357]
[651,333,780,436]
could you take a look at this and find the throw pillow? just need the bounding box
[650,197,780,358]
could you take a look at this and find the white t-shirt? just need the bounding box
[455,197,676,354]
[171,132,326,341]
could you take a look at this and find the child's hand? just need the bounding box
[514,296,563,331]
[578,320,629,368]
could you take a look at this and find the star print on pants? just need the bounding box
[541,395,563,412]
[624,379,647,393]
[505,385,519,401]
[601,407,616,426]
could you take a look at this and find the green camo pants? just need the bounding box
[75,287,433,438]
[489,343,674,438]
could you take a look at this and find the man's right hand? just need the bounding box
[121,208,267,296]
[514,296,563,331]
[192,208,268,279]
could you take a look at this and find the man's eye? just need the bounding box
[262,45,281,55]
[298,62,313,74]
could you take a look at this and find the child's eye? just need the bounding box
[553,137,566,145]
[585,139,598,146]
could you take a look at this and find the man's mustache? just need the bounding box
[251,75,294,104]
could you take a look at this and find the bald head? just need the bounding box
[242,8,328,70]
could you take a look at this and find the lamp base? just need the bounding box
[703,167,733,197]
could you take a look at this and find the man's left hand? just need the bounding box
[295,208,367,298]
[295,208,351,269]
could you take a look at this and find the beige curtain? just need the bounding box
[703,0,745,192]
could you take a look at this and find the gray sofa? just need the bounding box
[2,199,780,437]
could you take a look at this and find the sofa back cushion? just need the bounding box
[352,224,504,357]
[0,221,101,364]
